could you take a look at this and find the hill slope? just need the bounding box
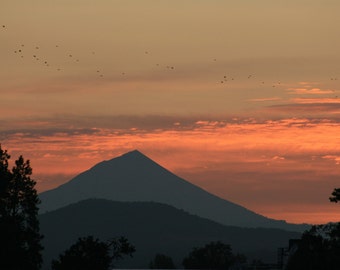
[40,199,301,269]
[39,150,307,231]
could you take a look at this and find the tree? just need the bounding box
[286,189,340,269]
[286,223,340,270]
[149,253,176,269]
[182,241,237,269]
[51,235,135,270]
[330,188,340,203]
[0,145,43,270]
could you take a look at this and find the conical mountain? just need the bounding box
[39,150,307,231]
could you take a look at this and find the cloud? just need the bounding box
[292,98,340,104]
[322,155,340,165]
[288,87,335,95]
[265,101,340,117]
[249,97,282,102]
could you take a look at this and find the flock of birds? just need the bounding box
[2,24,339,91]
[2,24,177,80]
[217,73,284,88]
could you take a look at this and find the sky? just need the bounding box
[1,0,340,224]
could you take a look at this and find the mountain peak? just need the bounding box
[107,149,154,165]
[121,149,146,158]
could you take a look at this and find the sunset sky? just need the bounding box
[1,0,340,224]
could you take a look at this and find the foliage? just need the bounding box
[182,241,242,269]
[286,223,340,270]
[51,235,135,270]
[0,145,43,270]
[149,253,176,269]
[330,188,340,203]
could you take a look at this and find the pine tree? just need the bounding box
[0,145,43,270]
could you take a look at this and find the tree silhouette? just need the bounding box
[330,188,340,203]
[51,236,135,270]
[286,224,340,270]
[182,241,237,269]
[149,253,176,269]
[0,145,43,270]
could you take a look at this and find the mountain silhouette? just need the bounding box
[40,199,301,269]
[39,150,307,231]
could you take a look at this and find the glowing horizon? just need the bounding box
[2,114,340,224]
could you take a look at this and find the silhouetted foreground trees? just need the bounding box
[286,190,340,269]
[0,145,43,270]
[182,241,246,269]
[149,253,175,269]
[286,223,340,270]
[51,235,135,270]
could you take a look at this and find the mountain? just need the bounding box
[40,199,301,269]
[39,150,308,231]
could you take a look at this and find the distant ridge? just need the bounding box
[39,199,301,269]
[39,150,308,231]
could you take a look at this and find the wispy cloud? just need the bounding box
[292,98,340,104]
[264,100,340,117]
[322,155,340,165]
[248,97,282,102]
[288,87,335,95]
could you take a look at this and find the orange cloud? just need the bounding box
[288,87,334,95]
[2,116,340,224]
[322,155,340,165]
[249,97,282,102]
[292,98,340,104]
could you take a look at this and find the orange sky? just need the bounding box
[1,1,340,224]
